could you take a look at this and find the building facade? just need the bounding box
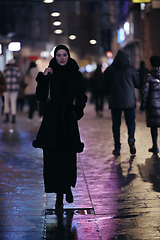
[0,0,112,73]
[112,0,160,69]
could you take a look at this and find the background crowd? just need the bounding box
[0,51,160,158]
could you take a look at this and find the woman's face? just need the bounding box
[56,49,69,66]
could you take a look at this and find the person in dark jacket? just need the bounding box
[138,60,149,99]
[91,63,104,117]
[102,50,139,156]
[140,55,160,154]
[32,45,87,209]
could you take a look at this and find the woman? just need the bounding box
[138,60,149,100]
[33,45,87,209]
[140,55,160,154]
[24,61,39,121]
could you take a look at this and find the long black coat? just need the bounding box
[140,69,160,127]
[33,58,87,193]
[102,54,139,109]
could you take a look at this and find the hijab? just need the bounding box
[48,45,79,73]
[48,45,79,103]
[54,44,70,58]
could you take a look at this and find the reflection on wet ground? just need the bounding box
[45,209,76,240]
[0,104,160,239]
[44,209,95,240]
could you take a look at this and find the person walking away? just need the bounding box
[102,50,139,156]
[32,45,87,209]
[24,61,39,121]
[91,63,104,117]
[0,71,7,113]
[138,60,149,100]
[140,55,160,154]
[3,59,21,123]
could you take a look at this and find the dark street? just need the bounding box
[0,102,160,239]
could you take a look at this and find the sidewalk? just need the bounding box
[0,103,160,239]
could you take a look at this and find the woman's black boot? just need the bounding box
[148,145,159,154]
[66,188,73,203]
[150,129,159,154]
[55,193,63,209]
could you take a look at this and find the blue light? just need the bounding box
[117,28,125,44]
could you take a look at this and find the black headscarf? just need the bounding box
[54,44,70,58]
[48,45,79,73]
[48,45,79,105]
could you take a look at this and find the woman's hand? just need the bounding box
[44,67,53,76]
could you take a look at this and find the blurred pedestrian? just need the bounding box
[24,61,39,121]
[138,60,149,99]
[91,63,104,117]
[0,71,7,113]
[17,76,26,112]
[140,55,160,154]
[102,50,139,156]
[3,59,21,123]
[32,45,87,209]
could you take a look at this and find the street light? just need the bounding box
[51,10,60,17]
[90,39,97,45]
[8,42,21,51]
[69,35,76,40]
[53,21,61,26]
[44,0,54,3]
[54,29,63,34]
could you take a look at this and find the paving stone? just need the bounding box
[0,103,160,239]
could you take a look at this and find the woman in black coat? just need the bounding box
[33,45,87,209]
[140,55,160,154]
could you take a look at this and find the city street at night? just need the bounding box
[0,102,160,239]
[0,0,160,239]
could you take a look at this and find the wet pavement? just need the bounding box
[0,102,160,239]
